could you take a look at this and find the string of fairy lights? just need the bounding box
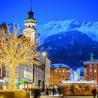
[0,28,38,90]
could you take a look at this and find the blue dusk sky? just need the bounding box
[0,0,98,26]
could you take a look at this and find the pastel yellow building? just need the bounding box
[50,64,70,85]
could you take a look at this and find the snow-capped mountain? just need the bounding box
[39,30,98,68]
[37,20,98,42]
[6,20,98,68]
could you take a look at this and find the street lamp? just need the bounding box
[41,52,47,89]
[42,52,47,57]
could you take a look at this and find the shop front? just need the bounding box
[17,70,33,90]
[15,78,33,91]
[63,80,95,96]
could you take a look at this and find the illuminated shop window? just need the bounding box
[94,70,96,72]
[94,65,96,69]
[62,75,65,78]
[58,75,61,78]
[55,70,57,72]
[90,69,92,72]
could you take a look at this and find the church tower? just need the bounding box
[23,6,37,45]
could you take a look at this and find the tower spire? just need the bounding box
[28,0,34,19]
[30,0,32,11]
[24,0,37,45]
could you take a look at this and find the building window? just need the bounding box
[94,72,96,80]
[0,68,1,77]
[89,64,92,69]
[62,75,65,78]
[90,72,92,80]
[90,69,92,72]
[55,70,57,72]
[58,75,61,78]
[94,70,96,73]
[94,65,96,69]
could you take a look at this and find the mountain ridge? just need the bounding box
[37,20,98,42]
[40,30,98,69]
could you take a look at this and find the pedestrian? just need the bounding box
[96,87,98,98]
[45,87,49,96]
[58,87,61,95]
[52,87,55,95]
[70,85,74,95]
[41,88,45,96]
[92,87,97,98]
[55,87,59,95]
[34,88,41,98]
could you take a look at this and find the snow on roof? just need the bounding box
[84,59,98,64]
[50,63,69,68]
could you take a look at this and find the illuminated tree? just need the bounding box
[0,28,38,90]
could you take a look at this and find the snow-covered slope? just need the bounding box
[40,30,98,68]
[37,20,98,41]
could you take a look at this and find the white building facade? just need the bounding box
[45,57,51,87]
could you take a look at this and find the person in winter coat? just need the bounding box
[34,88,41,98]
[92,87,97,98]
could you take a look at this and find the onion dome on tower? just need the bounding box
[23,6,37,45]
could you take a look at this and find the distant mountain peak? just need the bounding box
[40,30,98,68]
[37,20,98,42]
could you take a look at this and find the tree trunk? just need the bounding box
[9,65,16,90]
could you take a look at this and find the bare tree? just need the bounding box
[0,28,38,90]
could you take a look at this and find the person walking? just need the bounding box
[70,85,74,95]
[34,88,41,98]
[52,87,55,96]
[45,87,49,96]
[41,88,45,96]
[92,87,97,98]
